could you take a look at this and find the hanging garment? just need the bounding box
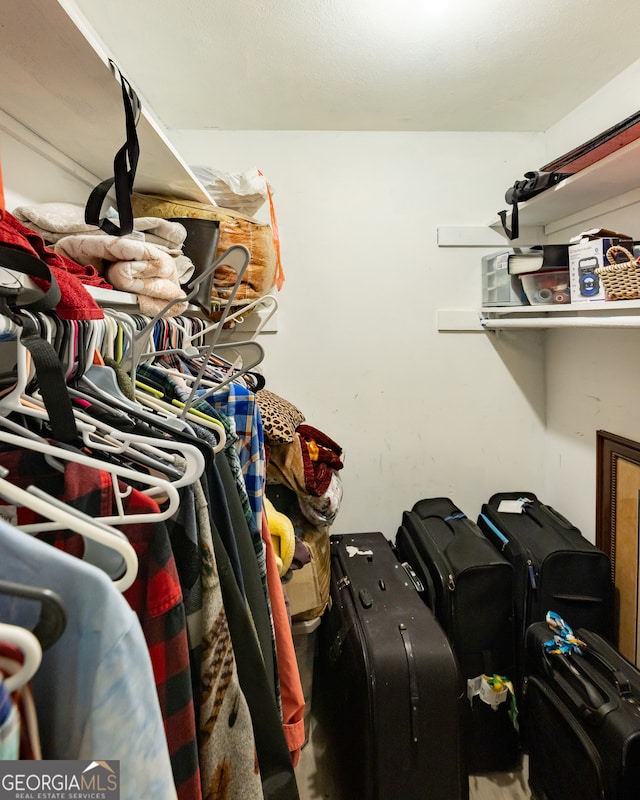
[199,472,299,800]
[192,477,263,800]
[211,452,279,708]
[0,684,19,760]
[0,643,42,759]
[259,508,305,765]
[0,518,177,799]
[0,450,201,800]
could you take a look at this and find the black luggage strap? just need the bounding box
[399,623,420,744]
[498,203,519,241]
[19,315,79,443]
[0,247,79,444]
[85,60,140,236]
[0,245,61,312]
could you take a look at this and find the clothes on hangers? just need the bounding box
[0,518,177,799]
[190,476,263,800]
[0,448,201,800]
[136,341,308,768]
[0,258,305,798]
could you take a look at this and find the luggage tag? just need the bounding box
[467,673,519,731]
[497,497,533,513]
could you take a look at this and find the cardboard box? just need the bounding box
[286,561,324,619]
[568,228,633,302]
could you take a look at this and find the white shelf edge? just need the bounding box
[481,297,640,315]
[87,285,278,333]
[482,316,640,329]
[438,299,640,331]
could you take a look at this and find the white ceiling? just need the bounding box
[72,0,640,133]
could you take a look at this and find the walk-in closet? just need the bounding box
[2,2,640,799]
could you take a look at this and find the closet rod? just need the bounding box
[481,315,640,330]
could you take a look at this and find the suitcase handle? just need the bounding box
[541,504,573,529]
[401,561,425,594]
[577,646,634,700]
[399,623,420,745]
[524,502,574,532]
[542,652,617,725]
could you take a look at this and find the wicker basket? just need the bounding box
[595,245,640,300]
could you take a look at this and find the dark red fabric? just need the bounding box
[0,212,111,320]
[297,424,344,496]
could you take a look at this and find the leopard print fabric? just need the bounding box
[256,389,305,443]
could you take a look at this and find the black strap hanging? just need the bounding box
[0,244,61,312]
[84,60,141,236]
[498,202,520,241]
[0,245,79,444]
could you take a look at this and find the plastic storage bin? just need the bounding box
[520,269,571,305]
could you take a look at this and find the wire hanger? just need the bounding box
[0,623,42,692]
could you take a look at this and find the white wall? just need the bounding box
[172,129,547,537]
[541,192,640,539]
[536,60,640,540]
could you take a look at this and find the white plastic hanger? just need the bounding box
[0,623,42,693]
[7,387,206,491]
[0,471,138,592]
[0,427,180,526]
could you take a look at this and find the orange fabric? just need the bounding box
[258,170,284,291]
[261,509,305,765]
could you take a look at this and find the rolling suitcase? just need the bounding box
[316,532,468,800]
[395,498,520,773]
[524,621,640,800]
[477,492,613,654]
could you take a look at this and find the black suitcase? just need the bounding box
[395,498,520,773]
[477,492,613,650]
[316,532,469,800]
[524,622,640,800]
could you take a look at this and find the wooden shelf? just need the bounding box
[0,0,210,201]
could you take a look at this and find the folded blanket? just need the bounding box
[14,203,195,282]
[55,234,188,317]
